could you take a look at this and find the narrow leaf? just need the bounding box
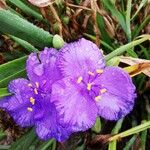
[109,121,150,141]
[0,9,53,48]
[105,35,150,61]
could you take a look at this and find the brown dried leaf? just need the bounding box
[120,56,150,77]
[28,0,53,7]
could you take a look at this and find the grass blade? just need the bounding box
[108,119,124,150]
[126,0,132,42]
[0,88,11,97]
[105,35,150,61]
[7,0,43,20]
[0,56,27,81]
[109,121,150,141]
[0,10,53,48]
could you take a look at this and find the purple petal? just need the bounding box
[96,93,134,120]
[26,48,62,92]
[58,38,105,78]
[95,66,136,120]
[0,79,35,126]
[34,96,71,141]
[51,77,98,132]
[97,66,136,101]
[0,96,34,127]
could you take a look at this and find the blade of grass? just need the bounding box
[105,35,150,61]
[133,15,150,38]
[140,121,148,150]
[0,69,26,88]
[10,129,36,150]
[92,117,101,133]
[123,135,137,150]
[0,10,53,48]
[10,35,38,52]
[7,0,43,20]
[102,0,127,33]
[108,118,124,150]
[39,139,55,150]
[109,121,150,141]
[0,56,27,80]
[126,0,132,42]
[0,88,11,97]
[131,0,148,20]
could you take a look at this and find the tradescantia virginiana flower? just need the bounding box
[51,38,136,132]
[0,48,71,141]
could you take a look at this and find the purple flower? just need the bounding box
[0,48,71,141]
[51,38,136,132]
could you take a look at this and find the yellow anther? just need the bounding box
[77,76,83,84]
[87,83,92,91]
[28,83,32,87]
[27,107,33,112]
[35,82,39,88]
[100,88,107,94]
[88,71,94,76]
[30,97,35,105]
[96,69,103,74]
[95,95,101,102]
[34,88,38,94]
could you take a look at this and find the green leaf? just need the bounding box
[10,129,37,150]
[131,0,148,20]
[123,135,137,150]
[92,117,101,133]
[10,35,38,52]
[0,69,26,88]
[109,121,150,141]
[102,0,126,33]
[108,119,124,150]
[126,0,132,42]
[0,88,11,97]
[0,10,53,48]
[7,0,43,20]
[0,56,27,81]
[38,139,55,150]
[105,35,150,61]
[96,13,112,46]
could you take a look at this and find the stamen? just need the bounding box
[87,83,92,90]
[96,69,103,74]
[88,71,94,76]
[30,97,35,105]
[77,76,83,84]
[34,88,38,94]
[35,82,39,88]
[27,107,33,112]
[28,83,32,87]
[95,95,101,102]
[100,88,107,94]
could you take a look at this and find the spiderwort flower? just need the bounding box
[51,38,136,132]
[0,48,71,141]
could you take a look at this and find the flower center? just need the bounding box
[76,69,107,102]
[27,81,45,112]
